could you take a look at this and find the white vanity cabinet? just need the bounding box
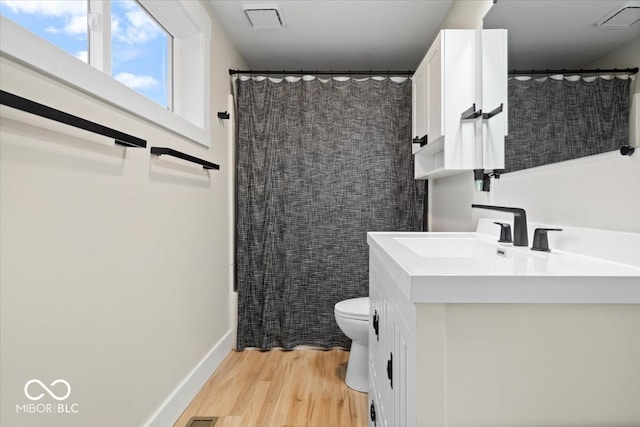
[368,256,415,427]
[412,29,507,179]
[367,224,640,427]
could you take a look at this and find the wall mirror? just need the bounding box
[483,0,640,173]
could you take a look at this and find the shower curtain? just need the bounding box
[235,76,422,350]
[505,74,631,172]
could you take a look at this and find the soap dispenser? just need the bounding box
[473,169,490,192]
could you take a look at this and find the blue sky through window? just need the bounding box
[1,0,170,108]
[111,0,170,108]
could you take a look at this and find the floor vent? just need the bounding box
[186,417,218,427]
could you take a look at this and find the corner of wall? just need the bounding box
[440,0,493,30]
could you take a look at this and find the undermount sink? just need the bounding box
[393,236,531,259]
[367,219,640,304]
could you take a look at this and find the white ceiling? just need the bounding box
[483,0,640,70]
[205,0,454,71]
[205,0,640,72]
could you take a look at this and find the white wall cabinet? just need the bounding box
[411,57,427,153]
[413,29,507,179]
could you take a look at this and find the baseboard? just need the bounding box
[143,331,232,427]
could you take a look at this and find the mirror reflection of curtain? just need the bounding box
[505,75,631,172]
[235,77,422,350]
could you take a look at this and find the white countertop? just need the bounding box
[367,219,640,304]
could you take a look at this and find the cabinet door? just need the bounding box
[369,263,390,426]
[412,56,428,148]
[442,29,477,170]
[389,299,414,426]
[481,29,508,170]
[370,259,415,426]
[426,32,443,143]
[379,283,393,426]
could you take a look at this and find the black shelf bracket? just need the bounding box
[217,111,230,120]
[461,103,482,120]
[150,147,220,170]
[482,103,503,120]
[0,90,146,148]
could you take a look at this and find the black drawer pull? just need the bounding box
[372,310,379,340]
[413,134,428,146]
[386,352,393,389]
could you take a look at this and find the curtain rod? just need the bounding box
[509,67,638,76]
[229,69,414,76]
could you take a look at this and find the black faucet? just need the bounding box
[472,204,528,247]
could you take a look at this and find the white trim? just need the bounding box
[142,331,232,427]
[0,0,211,147]
[88,0,111,74]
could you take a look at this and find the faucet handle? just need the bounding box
[531,228,563,252]
[493,222,513,243]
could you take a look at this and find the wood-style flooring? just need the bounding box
[173,349,368,427]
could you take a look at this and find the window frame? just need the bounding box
[0,0,211,146]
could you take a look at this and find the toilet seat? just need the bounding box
[335,297,369,321]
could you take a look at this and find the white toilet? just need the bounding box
[334,297,369,392]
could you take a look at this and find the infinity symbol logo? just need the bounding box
[24,379,71,401]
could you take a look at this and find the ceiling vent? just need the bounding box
[596,1,640,27]
[243,4,285,29]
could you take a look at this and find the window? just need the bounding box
[0,0,89,63]
[111,0,172,108]
[0,0,211,146]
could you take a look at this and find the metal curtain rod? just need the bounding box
[229,69,414,76]
[509,67,638,76]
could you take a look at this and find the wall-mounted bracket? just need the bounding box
[151,147,220,170]
[461,103,482,120]
[217,111,230,120]
[0,90,146,148]
[482,103,503,120]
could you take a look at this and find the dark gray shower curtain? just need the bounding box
[235,77,422,350]
[505,76,630,172]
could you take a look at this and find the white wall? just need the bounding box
[431,1,640,234]
[587,37,640,95]
[0,4,246,427]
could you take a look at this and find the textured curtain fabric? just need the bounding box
[505,76,630,172]
[235,77,422,350]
